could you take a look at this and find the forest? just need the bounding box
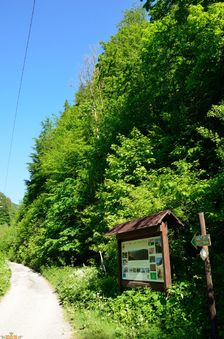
[1,1,224,337]
[0,192,17,227]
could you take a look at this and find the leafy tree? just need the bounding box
[126,3,224,170]
[140,0,219,20]
[0,192,17,226]
[23,118,54,207]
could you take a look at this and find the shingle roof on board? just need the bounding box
[106,209,183,235]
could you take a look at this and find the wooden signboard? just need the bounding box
[106,209,183,291]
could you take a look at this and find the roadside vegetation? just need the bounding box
[0,253,10,298]
[1,1,224,337]
[0,192,17,227]
[0,192,16,299]
[42,265,209,338]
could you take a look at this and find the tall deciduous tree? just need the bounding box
[0,192,16,226]
[140,0,218,20]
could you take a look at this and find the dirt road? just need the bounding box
[0,262,72,339]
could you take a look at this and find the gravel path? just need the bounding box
[0,262,72,339]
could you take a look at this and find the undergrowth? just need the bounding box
[0,253,10,298]
[42,265,210,338]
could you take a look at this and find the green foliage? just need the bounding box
[0,254,10,298]
[0,192,17,226]
[95,129,208,234]
[106,128,155,184]
[99,283,207,338]
[42,266,100,306]
[198,102,224,166]
[43,265,208,338]
[67,307,125,339]
[42,265,119,307]
[0,225,17,258]
[134,3,224,168]
[24,118,54,206]
[140,0,218,20]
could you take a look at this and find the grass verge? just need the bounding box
[42,266,125,338]
[0,253,11,298]
[42,265,209,339]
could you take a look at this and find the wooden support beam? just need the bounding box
[160,222,172,290]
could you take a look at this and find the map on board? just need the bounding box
[121,236,164,282]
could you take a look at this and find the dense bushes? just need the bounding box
[0,254,10,298]
[43,265,211,338]
[0,192,17,226]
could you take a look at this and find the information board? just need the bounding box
[121,236,164,282]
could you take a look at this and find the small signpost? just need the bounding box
[191,234,211,248]
[193,212,218,339]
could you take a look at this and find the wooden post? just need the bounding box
[198,212,218,339]
[160,222,172,290]
[117,238,122,292]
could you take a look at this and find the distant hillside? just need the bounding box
[0,192,17,226]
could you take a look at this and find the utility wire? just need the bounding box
[4,0,36,193]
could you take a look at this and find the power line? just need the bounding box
[4,0,36,194]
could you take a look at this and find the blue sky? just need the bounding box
[0,0,137,204]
